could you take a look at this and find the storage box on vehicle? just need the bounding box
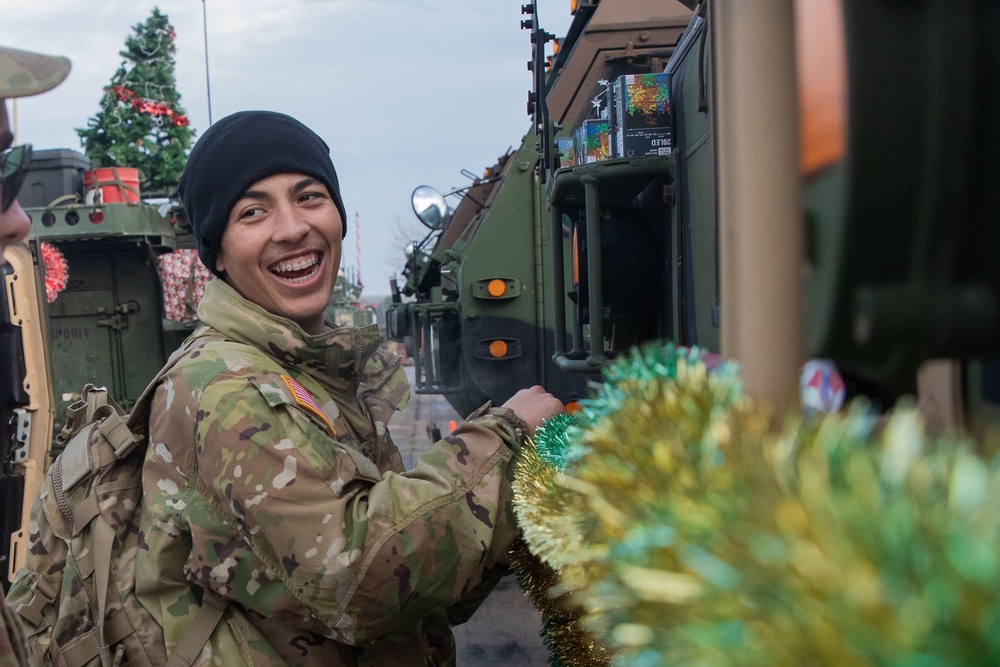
[16,149,91,208]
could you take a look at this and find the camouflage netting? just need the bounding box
[512,344,1000,667]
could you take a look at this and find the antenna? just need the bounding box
[522,1,554,184]
[355,212,362,288]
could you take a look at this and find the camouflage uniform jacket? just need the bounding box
[136,280,528,666]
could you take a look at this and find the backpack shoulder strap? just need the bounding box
[126,329,210,432]
[164,592,227,667]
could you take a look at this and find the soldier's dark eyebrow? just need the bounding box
[238,177,319,203]
[238,188,269,202]
[290,177,319,195]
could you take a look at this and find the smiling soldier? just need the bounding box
[135,110,564,666]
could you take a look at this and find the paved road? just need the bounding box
[392,366,550,666]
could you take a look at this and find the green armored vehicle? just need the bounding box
[326,273,377,329]
[390,0,1000,428]
[390,0,695,417]
[1,148,190,586]
[18,151,188,422]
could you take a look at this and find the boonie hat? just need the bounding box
[0,45,71,99]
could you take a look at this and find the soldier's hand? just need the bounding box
[502,385,565,433]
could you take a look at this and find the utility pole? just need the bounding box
[202,0,213,125]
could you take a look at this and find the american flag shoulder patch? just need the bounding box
[280,375,336,436]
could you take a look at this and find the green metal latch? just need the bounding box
[96,301,139,331]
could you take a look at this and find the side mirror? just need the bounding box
[411,186,449,230]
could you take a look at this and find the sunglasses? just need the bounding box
[1,144,33,213]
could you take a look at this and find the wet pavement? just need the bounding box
[392,366,549,666]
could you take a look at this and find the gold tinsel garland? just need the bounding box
[512,344,1000,667]
[512,432,613,667]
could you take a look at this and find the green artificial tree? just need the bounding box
[77,7,195,197]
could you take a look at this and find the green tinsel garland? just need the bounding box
[512,343,1000,666]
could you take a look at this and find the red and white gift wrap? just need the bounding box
[156,249,211,324]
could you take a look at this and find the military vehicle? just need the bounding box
[1,149,190,589]
[390,0,695,417]
[326,272,377,329]
[389,0,1000,430]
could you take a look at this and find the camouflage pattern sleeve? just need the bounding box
[186,371,526,646]
[0,597,30,667]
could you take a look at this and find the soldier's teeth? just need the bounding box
[271,253,319,274]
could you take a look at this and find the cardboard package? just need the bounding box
[612,73,672,158]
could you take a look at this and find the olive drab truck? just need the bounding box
[390,0,696,418]
[1,149,190,592]
[389,0,1000,431]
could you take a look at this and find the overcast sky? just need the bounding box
[1,0,574,297]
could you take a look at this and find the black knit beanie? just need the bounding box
[178,110,348,277]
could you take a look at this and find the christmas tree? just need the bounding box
[77,7,194,197]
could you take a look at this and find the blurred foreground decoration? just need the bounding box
[512,345,1000,667]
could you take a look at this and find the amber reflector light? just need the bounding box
[489,340,509,358]
[488,279,506,297]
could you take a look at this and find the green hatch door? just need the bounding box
[45,245,166,439]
